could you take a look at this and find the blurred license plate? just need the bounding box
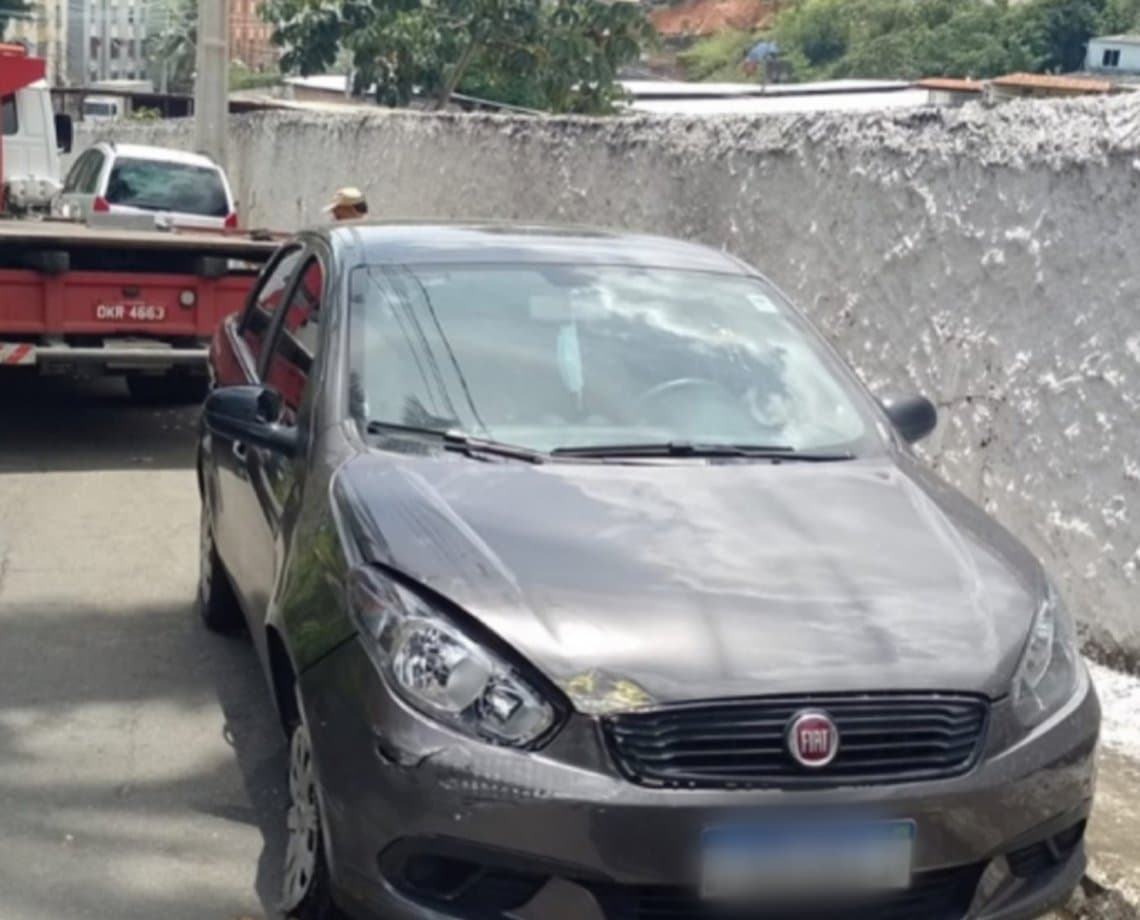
[701,819,915,900]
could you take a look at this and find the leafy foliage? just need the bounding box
[264,0,655,113]
[678,29,759,81]
[769,0,1121,81]
[145,0,198,94]
[1098,0,1140,31]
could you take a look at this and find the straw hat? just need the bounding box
[324,187,366,212]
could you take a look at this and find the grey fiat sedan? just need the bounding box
[197,223,1099,920]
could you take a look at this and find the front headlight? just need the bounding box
[348,566,557,747]
[1011,583,1080,729]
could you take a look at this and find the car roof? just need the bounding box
[326,221,752,274]
[95,143,223,170]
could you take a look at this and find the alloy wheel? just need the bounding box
[282,721,321,911]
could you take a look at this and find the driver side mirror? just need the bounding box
[204,385,299,456]
[881,394,937,444]
[55,113,73,154]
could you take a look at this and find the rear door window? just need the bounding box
[103,157,230,216]
[66,149,105,194]
[64,149,98,192]
[239,246,304,367]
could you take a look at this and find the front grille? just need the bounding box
[589,863,985,920]
[604,694,988,788]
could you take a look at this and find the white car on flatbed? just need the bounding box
[59,143,239,231]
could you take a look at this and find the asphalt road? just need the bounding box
[0,376,286,920]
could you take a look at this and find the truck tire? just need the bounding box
[126,373,209,405]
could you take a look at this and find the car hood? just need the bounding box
[334,451,1043,707]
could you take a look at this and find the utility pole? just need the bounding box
[194,0,228,166]
[98,0,110,80]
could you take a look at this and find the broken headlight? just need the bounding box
[348,566,556,747]
[1011,583,1081,730]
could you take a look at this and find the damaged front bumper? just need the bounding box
[298,638,1098,920]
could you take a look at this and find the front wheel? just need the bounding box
[282,719,340,920]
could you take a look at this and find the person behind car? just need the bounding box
[325,187,369,222]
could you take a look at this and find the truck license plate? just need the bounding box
[95,304,167,322]
[700,819,915,901]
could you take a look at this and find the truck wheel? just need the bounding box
[126,373,209,405]
[198,505,244,634]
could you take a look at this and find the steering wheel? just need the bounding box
[633,377,726,418]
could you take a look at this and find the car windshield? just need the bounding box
[349,263,882,456]
[104,157,229,216]
[83,101,116,117]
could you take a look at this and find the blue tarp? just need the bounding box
[744,41,779,63]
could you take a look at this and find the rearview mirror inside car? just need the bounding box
[204,385,298,456]
[881,394,938,444]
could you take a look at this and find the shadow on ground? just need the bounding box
[0,599,289,919]
[0,374,200,473]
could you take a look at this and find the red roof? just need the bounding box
[991,72,1112,93]
[915,77,984,93]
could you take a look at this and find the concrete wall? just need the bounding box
[76,98,1140,666]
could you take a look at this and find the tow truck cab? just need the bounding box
[1,43,72,213]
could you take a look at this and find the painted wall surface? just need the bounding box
[76,97,1140,665]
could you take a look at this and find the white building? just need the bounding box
[65,0,149,85]
[1086,35,1140,74]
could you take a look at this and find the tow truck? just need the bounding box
[1,43,280,402]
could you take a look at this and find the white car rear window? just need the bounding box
[104,157,230,217]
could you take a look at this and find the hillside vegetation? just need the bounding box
[678,0,1140,82]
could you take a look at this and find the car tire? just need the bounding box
[197,505,243,633]
[126,373,209,405]
[282,718,341,920]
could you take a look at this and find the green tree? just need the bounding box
[1098,0,1140,31]
[771,0,1106,81]
[145,0,198,93]
[1015,0,1107,72]
[264,0,654,113]
[678,30,761,81]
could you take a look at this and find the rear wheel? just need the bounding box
[197,505,243,633]
[282,718,340,920]
[126,373,209,405]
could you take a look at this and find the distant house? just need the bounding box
[284,75,354,104]
[1086,35,1140,74]
[915,77,984,107]
[986,72,1115,102]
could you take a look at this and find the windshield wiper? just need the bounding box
[550,441,853,461]
[365,420,545,464]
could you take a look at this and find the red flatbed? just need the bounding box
[0,219,280,400]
